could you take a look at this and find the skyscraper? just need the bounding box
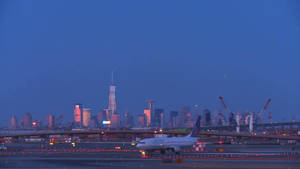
[169,111,178,128]
[144,100,154,127]
[23,113,32,128]
[110,114,120,128]
[74,104,82,127]
[97,110,106,128]
[147,100,155,126]
[144,109,151,127]
[46,114,55,129]
[10,116,18,129]
[89,115,98,128]
[138,114,145,128]
[153,109,164,128]
[107,72,117,122]
[82,108,91,127]
[178,106,191,127]
[203,109,211,126]
[124,111,134,128]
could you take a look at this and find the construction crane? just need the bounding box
[54,115,63,127]
[219,96,236,126]
[218,96,232,115]
[218,96,230,113]
[258,98,271,123]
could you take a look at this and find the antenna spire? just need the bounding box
[111,71,114,84]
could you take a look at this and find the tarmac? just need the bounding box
[0,142,299,169]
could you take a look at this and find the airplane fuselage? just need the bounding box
[136,136,197,152]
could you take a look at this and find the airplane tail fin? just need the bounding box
[187,115,201,137]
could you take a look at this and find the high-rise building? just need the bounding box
[23,113,32,128]
[74,104,82,126]
[46,114,55,128]
[143,100,155,127]
[110,114,120,128]
[138,114,145,128]
[10,116,18,129]
[144,109,151,127]
[169,111,178,128]
[105,109,111,122]
[82,108,91,127]
[178,106,191,127]
[97,110,105,128]
[153,109,164,128]
[203,109,211,126]
[124,112,134,128]
[107,72,117,122]
[89,115,98,128]
[147,100,155,126]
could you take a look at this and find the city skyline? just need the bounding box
[1,1,300,125]
[1,71,296,127]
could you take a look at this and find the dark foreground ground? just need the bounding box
[1,157,300,169]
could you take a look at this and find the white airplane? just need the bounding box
[136,116,201,155]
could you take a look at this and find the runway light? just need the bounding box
[216,148,224,152]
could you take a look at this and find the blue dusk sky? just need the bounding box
[0,0,300,125]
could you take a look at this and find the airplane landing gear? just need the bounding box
[141,150,152,158]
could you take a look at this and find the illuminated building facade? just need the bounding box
[110,114,120,128]
[83,108,91,127]
[74,104,82,126]
[23,113,32,128]
[144,109,151,127]
[138,114,145,128]
[108,84,117,116]
[46,114,54,128]
[10,116,18,129]
[97,110,106,128]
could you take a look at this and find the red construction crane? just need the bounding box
[261,98,272,113]
[259,99,271,114]
[258,98,271,122]
[218,96,231,115]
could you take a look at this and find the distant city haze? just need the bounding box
[0,0,300,125]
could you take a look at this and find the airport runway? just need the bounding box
[0,142,299,168]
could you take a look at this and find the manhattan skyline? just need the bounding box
[1,0,300,125]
